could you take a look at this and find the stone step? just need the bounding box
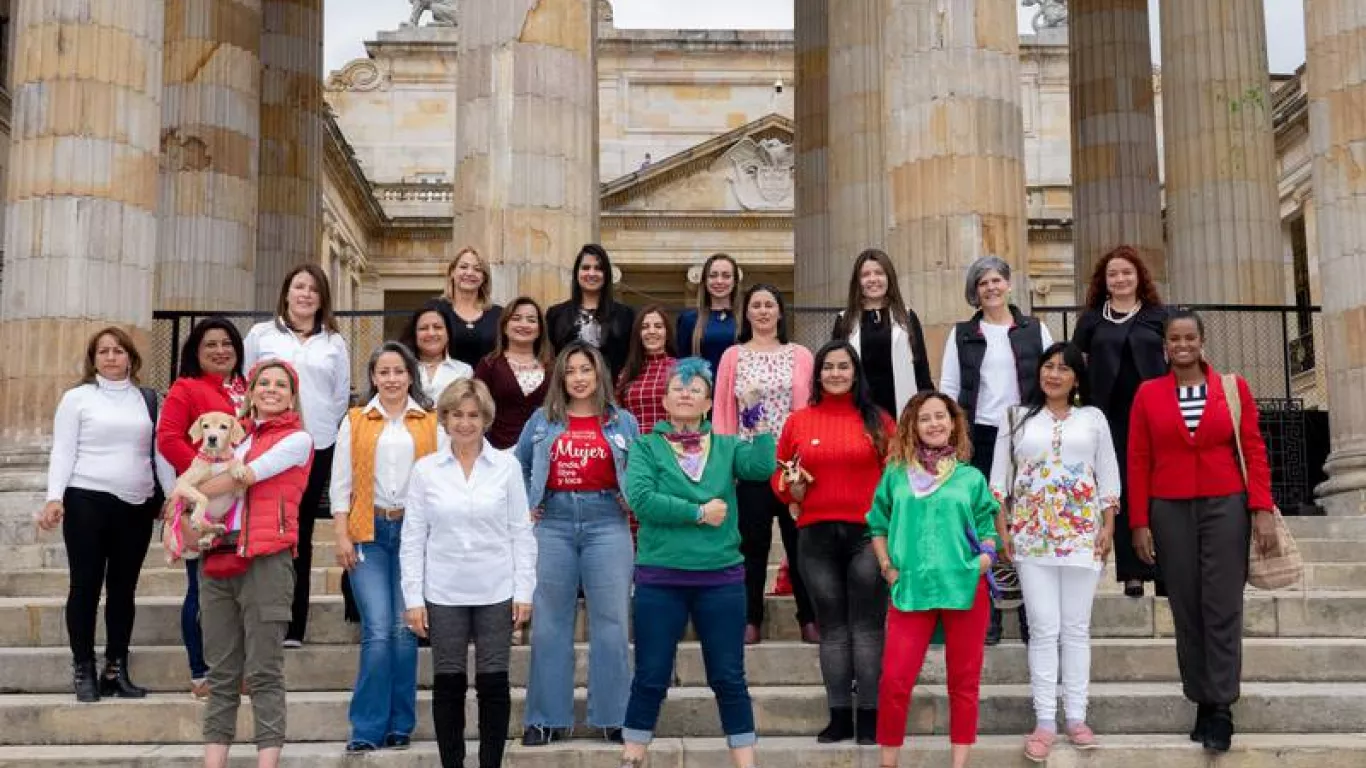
[3,682,1365,744]
[5,735,1366,768]
[2,558,1358,599]
[4,590,1366,648]
[3,735,1366,768]
[5,637,1364,694]
[1284,516,1366,540]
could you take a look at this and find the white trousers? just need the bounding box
[1016,560,1101,724]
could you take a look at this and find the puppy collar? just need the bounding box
[195,450,235,464]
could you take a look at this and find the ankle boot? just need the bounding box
[1189,703,1213,742]
[99,657,147,698]
[433,673,467,768]
[855,708,878,745]
[73,660,100,703]
[816,706,854,743]
[476,671,512,768]
[1202,704,1234,753]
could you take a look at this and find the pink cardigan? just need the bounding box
[712,343,814,435]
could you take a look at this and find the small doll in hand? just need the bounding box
[737,386,766,436]
[964,523,1001,600]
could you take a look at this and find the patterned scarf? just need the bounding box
[906,444,959,498]
[663,429,711,483]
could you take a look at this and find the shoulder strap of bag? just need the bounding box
[1221,373,1249,485]
[139,387,163,496]
[1006,406,1018,493]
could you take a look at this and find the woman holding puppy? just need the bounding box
[401,378,536,768]
[157,317,249,700]
[772,340,896,744]
[42,327,175,703]
[330,342,445,753]
[189,359,314,768]
[244,264,351,647]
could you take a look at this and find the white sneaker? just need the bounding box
[282,639,303,649]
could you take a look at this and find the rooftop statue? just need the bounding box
[405,0,456,28]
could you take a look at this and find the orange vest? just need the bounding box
[343,405,439,543]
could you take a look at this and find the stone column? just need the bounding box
[159,0,261,311]
[793,0,832,315]
[1158,0,1284,391]
[882,0,1029,356]
[1307,1,1366,515]
[255,0,323,308]
[0,0,166,447]
[1068,0,1164,296]
[452,0,598,306]
[826,0,887,270]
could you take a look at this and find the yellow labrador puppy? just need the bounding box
[167,412,247,558]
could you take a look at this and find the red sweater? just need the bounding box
[157,374,247,475]
[771,392,896,528]
[1127,364,1274,529]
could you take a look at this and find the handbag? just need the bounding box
[992,407,1024,610]
[1223,374,1302,590]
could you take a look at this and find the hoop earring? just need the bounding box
[1071,390,1082,406]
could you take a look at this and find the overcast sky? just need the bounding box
[325,0,1308,75]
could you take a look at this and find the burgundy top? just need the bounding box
[474,355,549,449]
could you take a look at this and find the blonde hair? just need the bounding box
[436,377,496,430]
[445,246,492,309]
[241,360,303,422]
[886,391,973,465]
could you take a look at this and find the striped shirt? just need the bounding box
[1177,384,1208,434]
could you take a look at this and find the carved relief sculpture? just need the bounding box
[1022,0,1068,32]
[717,137,796,211]
[405,0,457,27]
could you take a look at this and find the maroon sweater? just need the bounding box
[474,356,549,449]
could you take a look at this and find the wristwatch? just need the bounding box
[695,504,706,524]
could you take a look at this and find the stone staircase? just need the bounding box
[1,494,1365,766]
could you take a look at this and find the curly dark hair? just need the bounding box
[1083,245,1163,310]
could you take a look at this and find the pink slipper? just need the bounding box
[1024,728,1055,762]
[1066,722,1099,749]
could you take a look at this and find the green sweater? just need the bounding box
[865,461,1001,613]
[625,422,776,571]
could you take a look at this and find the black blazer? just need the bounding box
[1072,304,1169,413]
[545,300,636,378]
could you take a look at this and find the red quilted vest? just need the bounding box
[237,411,313,559]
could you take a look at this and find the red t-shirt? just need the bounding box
[547,415,618,492]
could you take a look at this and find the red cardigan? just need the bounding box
[157,374,246,475]
[771,392,896,528]
[1126,364,1274,529]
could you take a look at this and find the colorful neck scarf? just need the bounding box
[663,428,711,483]
[906,444,959,497]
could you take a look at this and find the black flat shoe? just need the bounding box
[1190,703,1213,742]
[1124,580,1145,598]
[382,734,411,750]
[521,725,570,747]
[345,741,378,753]
[816,707,854,743]
[600,727,624,744]
[1202,705,1234,752]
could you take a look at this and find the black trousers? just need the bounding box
[62,487,154,664]
[798,521,887,708]
[1149,494,1250,705]
[736,479,813,626]
[287,445,334,643]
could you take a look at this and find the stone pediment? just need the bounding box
[600,114,794,214]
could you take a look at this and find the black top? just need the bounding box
[1072,304,1169,415]
[545,300,636,378]
[859,310,897,418]
[447,304,502,368]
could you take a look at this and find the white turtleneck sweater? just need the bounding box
[46,375,175,506]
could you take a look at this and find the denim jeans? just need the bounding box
[624,581,756,748]
[347,517,418,747]
[797,521,887,708]
[524,490,633,729]
[183,559,208,679]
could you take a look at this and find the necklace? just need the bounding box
[1103,299,1141,324]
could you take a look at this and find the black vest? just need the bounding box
[952,307,1046,425]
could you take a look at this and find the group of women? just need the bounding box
[39,242,1277,768]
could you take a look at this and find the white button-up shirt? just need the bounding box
[419,357,474,405]
[330,397,448,514]
[244,319,351,449]
[400,440,537,609]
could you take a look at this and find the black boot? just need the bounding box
[855,708,878,745]
[1189,703,1213,742]
[1202,704,1234,753]
[1017,605,1031,645]
[99,657,147,698]
[476,672,512,768]
[816,706,854,743]
[985,606,1003,646]
[433,673,467,768]
[73,660,100,703]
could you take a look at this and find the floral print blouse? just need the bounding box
[988,405,1121,568]
[733,346,797,439]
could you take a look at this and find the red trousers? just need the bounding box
[876,579,991,747]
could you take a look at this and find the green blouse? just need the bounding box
[865,461,1001,613]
